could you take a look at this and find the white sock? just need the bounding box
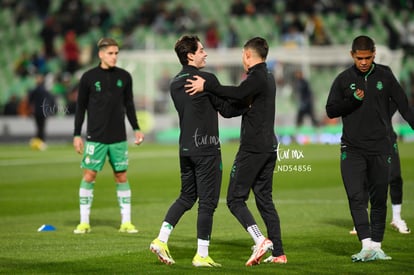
[197,239,210,257]
[117,182,131,224]
[158,221,173,243]
[392,204,402,221]
[361,238,372,250]
[247,224,265,245]
[371,241,381,250]
[79,180,94,224]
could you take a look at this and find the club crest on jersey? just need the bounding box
[376,81,383,91]
[349,83,356,90]
[117,79,123,87]
[95,81,101,92]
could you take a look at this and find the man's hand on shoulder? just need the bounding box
[185,75,206,95]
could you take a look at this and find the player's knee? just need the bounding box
[114,171,127,182]
[227,199,244,214]
[178,195,196,210]
[83,170,97,182]
[199,200,218,212]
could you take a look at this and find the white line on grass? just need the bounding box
[0,151,177,166]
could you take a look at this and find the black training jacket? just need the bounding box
[74,65,139,143]
[204,62,278,153]
[170,65,246,156]
[326,63,414,155]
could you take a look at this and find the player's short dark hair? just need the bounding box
[97,38,118,50]
[174,35,200,65]
[244,37,269,60]
[351,35,376,53]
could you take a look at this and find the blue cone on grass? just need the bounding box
[37,224,56,232]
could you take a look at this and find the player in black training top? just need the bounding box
[186,37,287,266]
[150,35,247,267]
[326,35,414,262]
[73,38,144,234]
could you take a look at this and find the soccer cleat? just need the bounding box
[149,238,175,265]
[390,220,411,234]
[349,227,357,235]
[74,223,91,234]
[351,249,376,262]
[246,238,273,266]
[373,248,392,260]
[263,254,287,264]
[119,222,138,233]
[192,253,222,267]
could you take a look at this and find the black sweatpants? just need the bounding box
[227,150,284,256]
[164,155,222,241]
[340,150,391,242]
[34,115,46,141]
[389,142,403,205]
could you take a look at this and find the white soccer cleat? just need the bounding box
[246,238,273,266]
[390,220,411,234]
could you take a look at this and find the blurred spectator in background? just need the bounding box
[400,13,414,58]
[252,0,275,14]
[230,0,246,16]
[359,4,373,30]
[226,24,240,48]
[345,3,360,28]
[65,83,78,115]
[33,0,51,20]
[278,13,305,47]
[273,14,287,39]
[14,50,49,77]
[31,50,48,75]
[289,14,305,34]
[305,11,331,46]
[152,8,171,35]
[282,24,306,48]
[62,30,80,74]
[40,16,59,59]
[57,0,85,35]
[28,74,56,149]
[173,6,200,34]
[286,0,315,13]
[226,24,243,84]
[382,16,401,51]
[17,95,31,117]
[205,20,220,48]
[293,70,319,127]
[155,69,171,113]
[3,95,19,116]
[51,72,74,113]
[90,3,113,36]
[245,1,256,15]
[14,52,32,78]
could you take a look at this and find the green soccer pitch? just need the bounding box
[0,142,413,274]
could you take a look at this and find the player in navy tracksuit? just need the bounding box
[326,35,414,262]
